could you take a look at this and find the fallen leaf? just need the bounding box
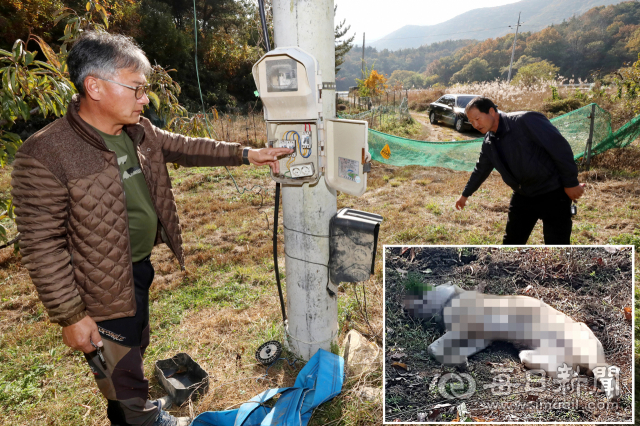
[456,402,471,422]
[526,394,539,402]
[401,247,410,255]
[428,403,452,421]
[390,352,407,361]
[422,268,433,274]
[410,247,416,262]
[391,362,407,370]
[432,403,452,409]
[623,307,632,320]
[396,268,408,278]
[523,284,532,293]
[604,246,619,253]
[166,367,188,378]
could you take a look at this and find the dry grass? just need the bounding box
[407,81,634,130]
[0,107,638,424]
[385,247,634,423]
[406,82,566,115]
[0,162,385,425]
[193,112,269,149]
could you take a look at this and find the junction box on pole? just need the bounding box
[253,0,380,360]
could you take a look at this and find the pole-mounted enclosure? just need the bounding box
[254,0,380,361]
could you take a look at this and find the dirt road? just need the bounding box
[412,111,481,142]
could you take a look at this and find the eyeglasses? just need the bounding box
[98,78,150,99]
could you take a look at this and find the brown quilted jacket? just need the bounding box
[11,96,243,326]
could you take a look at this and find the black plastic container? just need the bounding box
[154,353,209,406]
[329,208,383,286]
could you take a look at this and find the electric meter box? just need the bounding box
[329,208,383,285]
[252,46,320,121]
[253,47,371,195]
[325,119,369,196]
[266,121,320,185]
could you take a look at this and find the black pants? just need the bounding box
[503,187,573,245]
[84,258,157,426]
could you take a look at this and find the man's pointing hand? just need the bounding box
[247,147,294,174]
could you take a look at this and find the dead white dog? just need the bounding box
[403,283,619,399]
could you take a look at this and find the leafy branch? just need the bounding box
[0,0,219,245]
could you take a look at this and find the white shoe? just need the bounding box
[151,395,173,411]
[154,408,192,426]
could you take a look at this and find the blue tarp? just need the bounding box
[192,349,344,426]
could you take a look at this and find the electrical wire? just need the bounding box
[191,0,272,230]
[258,0,271,51]
[256,0,288,329]
[273,182,286,323]
[257,357,298,382]
[282,223,330,239]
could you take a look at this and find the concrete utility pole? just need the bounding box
[362,32,366,77]
[272,0,338,360]
[507,12,522,83]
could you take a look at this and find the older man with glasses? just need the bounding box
[10,32,291,426]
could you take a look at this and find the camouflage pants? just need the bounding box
[84,258,158,426]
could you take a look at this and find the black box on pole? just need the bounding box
[329,208,383,286]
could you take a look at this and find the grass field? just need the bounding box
[0,114,638,425]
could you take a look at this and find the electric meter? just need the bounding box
[252,47,371,195]
[252,46,320,122]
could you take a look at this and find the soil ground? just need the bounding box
[384,246,634,423]
[410,112,481,142]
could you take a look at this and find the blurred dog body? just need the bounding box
[403,284,617,398]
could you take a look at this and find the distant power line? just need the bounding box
[366,24,551,43]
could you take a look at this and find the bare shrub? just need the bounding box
[407,88,445,109]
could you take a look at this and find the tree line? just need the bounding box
[337,1,640,90]
[2,0,270,111]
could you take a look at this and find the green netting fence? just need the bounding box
[362,103,640,171]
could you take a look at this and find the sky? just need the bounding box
[334,0,522,43]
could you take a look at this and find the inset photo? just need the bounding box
[384,246,634,423]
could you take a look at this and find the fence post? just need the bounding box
[252,113,258,145]
[584,103,596,170]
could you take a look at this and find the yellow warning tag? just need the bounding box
[380,144,391,159]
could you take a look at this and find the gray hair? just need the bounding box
[67,31,151,97]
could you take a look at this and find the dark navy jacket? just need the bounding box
[462,111,579,198]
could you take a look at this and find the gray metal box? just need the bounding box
[155,353,209,406]
[329,208,383,285]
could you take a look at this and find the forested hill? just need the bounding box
[372,0,628,51]
[337,1,640,90]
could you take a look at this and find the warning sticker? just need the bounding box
[380,144,391,159]
[338,157,360,182]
